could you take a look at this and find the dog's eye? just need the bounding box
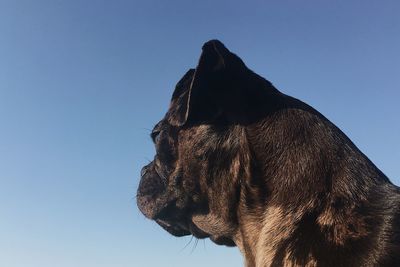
[151,130,161,143]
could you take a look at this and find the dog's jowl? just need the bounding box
[137,40,400,267]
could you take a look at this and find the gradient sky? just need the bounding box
[0,1,399,266]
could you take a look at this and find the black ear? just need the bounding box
[168,40,277,126]
[167,69,195,126]
[185,40,247,124]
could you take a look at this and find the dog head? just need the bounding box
[136,40,280,246]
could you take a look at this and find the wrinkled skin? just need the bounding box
[137,40,400,266]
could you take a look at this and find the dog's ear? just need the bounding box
[168,40,277,126]
[167,69,196,126]
[185,40,248,125]
[168,40,248,126]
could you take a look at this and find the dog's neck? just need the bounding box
[231,114,398,267]
[235,205,318,267]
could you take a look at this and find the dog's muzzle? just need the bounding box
[136,163,171,219]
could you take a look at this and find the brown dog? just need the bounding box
[137,40,400,266]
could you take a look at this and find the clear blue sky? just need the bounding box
[0,1,399,266]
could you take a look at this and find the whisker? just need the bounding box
[139,127,152,133]
[180,236,193,252]
[190,238,199,254]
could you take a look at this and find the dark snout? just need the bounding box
[137,162,193,237]
[136,162,170,219]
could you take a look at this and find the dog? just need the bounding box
[137,40,400,266]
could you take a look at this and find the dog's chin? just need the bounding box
[156,219,212,238]
[188,222,211,239]
[210,235,236,247]
[156,219,191,237]
[156,219,235,247]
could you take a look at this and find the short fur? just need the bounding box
[137,40,400,267]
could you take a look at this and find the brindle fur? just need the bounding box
[137,40,400,267]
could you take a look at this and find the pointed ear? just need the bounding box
[185,40,250,125]
[168,40,276,126]
[185,40,231,124]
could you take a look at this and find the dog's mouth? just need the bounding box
[138,163,236,247]
[155,219,191,237]
[210,235,236,247]
[155,217,211,239]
